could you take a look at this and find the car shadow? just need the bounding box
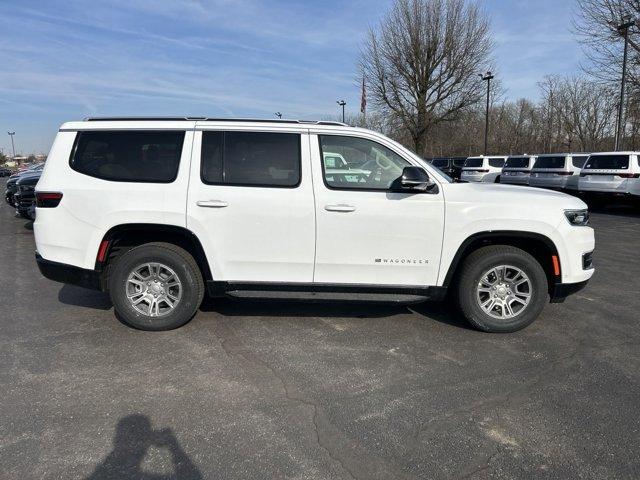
[23,220,34,230]
[200,297,473,330]
[588,202,640,218]
[85,414,203,479]
[58,284,113,310]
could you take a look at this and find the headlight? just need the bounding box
[564,209,589,226]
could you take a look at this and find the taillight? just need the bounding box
[35,192,63,208]
[619,173,640,178]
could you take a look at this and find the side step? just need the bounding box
[207,281,446,304]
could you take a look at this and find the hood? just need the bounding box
[443,182,587,210]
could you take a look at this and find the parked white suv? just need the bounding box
[578,152,640,197]
[529,153,589,191]
[501,155,537,186]
[34,118,594,332]
[460,156,507,183]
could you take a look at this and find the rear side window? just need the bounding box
[572,155,588,168]
[71,131,185,183]
[201,131,300,187]
[465,158,483,168]
[583,155,629,170]
[505,157,528,168]
[452,158,466,167]
[534,156,565,169]
[488,158,505,168]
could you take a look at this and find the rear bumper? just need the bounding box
[550,280,589,303]
[36,252,103,291]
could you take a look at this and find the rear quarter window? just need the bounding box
[505,157,528,168]
[70,131,185,183]
[572,156,588,168]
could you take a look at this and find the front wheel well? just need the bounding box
[96,224,212,290]
[443,232,559,296]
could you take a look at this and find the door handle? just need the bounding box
[325,204,356,213]
[197,200,228,208]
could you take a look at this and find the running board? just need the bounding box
[207,281,446,304]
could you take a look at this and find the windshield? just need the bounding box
[505,157,529,168]
[431,158,449,168]
[584,155,630,170]
[464,158,483,168]
[534,156,565,169]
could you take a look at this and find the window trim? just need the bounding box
[68,130,185,184]
[199,131,302,189]
[317,134,414,193]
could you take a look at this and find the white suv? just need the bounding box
[460,156,507,183]
[578,152,640,197]
[34,118,594,333]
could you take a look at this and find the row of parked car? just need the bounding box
[428,152,640,197]
[4,163,44,219]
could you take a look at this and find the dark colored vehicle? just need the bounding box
[0,167,12,177]
[5,164,44,207]
[13,171,41,219]
[430,157,467,180]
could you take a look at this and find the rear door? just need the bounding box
[310,131,444,286]
[186,126,315,282]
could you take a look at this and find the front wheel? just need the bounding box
[455,246,548,333]
[108,242,205,331]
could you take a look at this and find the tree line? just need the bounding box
[352,0,640,157]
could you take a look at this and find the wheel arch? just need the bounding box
[442,231,560,295]
[96,223,213,288]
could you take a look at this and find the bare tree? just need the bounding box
[360,0,493,155]
[574,0,640,88]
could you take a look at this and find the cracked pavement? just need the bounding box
[0,203,639,479]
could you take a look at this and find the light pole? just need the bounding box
[7,131,16,159]
[336,100,346,123]
[275,112,282,119]
[615,16,635,151]
[479,72,494,155]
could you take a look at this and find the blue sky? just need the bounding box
[0,0,584,154]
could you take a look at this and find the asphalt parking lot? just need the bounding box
[1,203,639,480]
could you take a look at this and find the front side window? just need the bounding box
[583,155,629,170]
[70,131,185,182]
[488,157,505,168]
[201,131,301,187]
[318,135,410,190]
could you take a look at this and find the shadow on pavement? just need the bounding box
[86,414,203,480]
[58,285,112,310]
[201,297,473,330]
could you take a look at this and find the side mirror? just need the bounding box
[399,166,436,192]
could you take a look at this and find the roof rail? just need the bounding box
[83,116,349,126]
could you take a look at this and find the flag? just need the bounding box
[360,76,367,114]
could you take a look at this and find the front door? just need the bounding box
[311,133,445,286]
[187,128,315,282]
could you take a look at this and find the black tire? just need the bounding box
[108,242,205,331]
[455,245,548,333]
[494,175,501,183]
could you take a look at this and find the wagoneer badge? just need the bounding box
[375,258,429,264]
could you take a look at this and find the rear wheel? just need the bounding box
[108,243,204,331]
[455,246,548,332]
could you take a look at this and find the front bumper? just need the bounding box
[36,253,103,291]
